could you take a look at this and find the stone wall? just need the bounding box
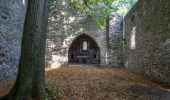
[46,0,107,68]
[46,0,123,68]
[108,13,123,67]
[124,0,170,87]
[0,0,26,83]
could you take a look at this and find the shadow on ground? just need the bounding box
[129,86,170,100]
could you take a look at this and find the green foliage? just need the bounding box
[112,0,138,16]
[50,0,138,29]
[50,0,57,14]
[70,0,138,29]
[70,0,115,29]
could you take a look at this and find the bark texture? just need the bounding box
[0,0,50,99]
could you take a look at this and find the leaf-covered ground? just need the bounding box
[0,66,170,100]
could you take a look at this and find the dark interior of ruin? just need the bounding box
[68,34,100,64]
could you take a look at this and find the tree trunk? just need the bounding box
[0,0,50,100]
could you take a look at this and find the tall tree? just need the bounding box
[0,0,50,99]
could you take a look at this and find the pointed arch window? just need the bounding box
[82,41,88,51]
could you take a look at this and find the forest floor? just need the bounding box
[0,65,170,100]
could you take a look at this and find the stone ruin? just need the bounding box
[0,0,170,87]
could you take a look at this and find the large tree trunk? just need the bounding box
[0,0,50,100]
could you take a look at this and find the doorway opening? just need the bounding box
[68,34,100,64]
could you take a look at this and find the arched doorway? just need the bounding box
[68,34,100,64]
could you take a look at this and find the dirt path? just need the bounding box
[1,66,170,100]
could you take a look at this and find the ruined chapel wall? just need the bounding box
[46,0,107,68]
[124,0,170,87]
[0,0,26,83]
[108,13,123,67]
